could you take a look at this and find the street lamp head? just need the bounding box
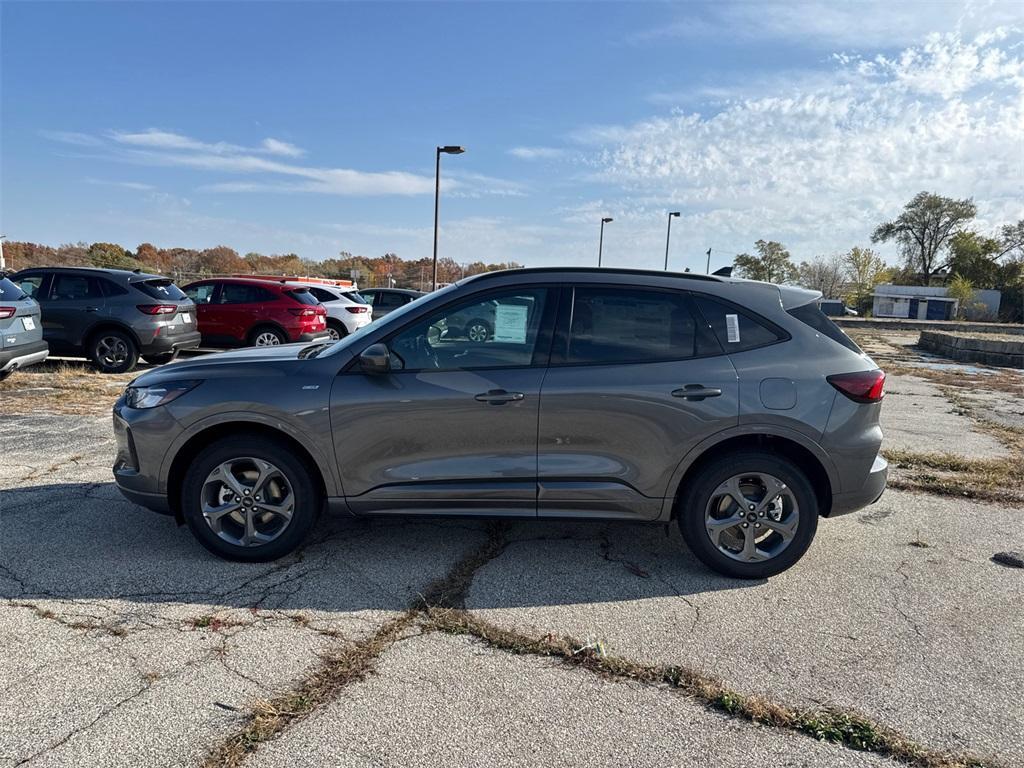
[439,145,466,155]
[669,211,681,217]
[601,217,613,223]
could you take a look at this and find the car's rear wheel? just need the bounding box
[89,329,139,373]
[325,320,347,341]
[248,326,287,347]
[181,436,319,562]
[677,452,818,579]
[465,318,492,343]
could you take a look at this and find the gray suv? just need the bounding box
[12,267,200,373]
[113,268,887,578]
[0,276,48,380]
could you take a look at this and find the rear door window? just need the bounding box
[220,284,276,304]
[99,279,129,297]
[691,294,785,352]
[51,274,103,301]
[564,287,709,365]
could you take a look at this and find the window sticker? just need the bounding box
[493,303,529,343]
[725,313,740,343]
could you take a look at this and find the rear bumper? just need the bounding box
[141,330,202,356]
[0,340,49,373]
[828,453,888,517]
[297,331,332,342]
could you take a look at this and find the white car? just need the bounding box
[287,282,373,340]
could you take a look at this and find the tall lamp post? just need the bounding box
[663,211,680,270]
[0,234,6,271]
[597,217,613,267]
[432,145,465,291]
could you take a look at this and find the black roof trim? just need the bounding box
[462,266,723,283]
[11,265,164,280]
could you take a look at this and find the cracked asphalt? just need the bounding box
[1,362,1022,767]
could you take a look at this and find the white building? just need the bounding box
[872,284,1001,321]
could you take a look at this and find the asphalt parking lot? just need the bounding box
[1,336,1022,768]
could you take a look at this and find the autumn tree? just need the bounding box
[871,192,976,283]
[842,246,891,312]
[733,240,798,284]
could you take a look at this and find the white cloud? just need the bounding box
[577,30,1024,264]
[508,146,565,160]
[39,130,103,147]
[260,138,305,157]
[85,178,155,191]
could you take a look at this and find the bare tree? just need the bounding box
[797,254,847,298]
[871,191,976,283]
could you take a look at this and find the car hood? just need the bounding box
[129,343,320,387]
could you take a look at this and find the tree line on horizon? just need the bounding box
[731,192,1024,321]
[0,241,522,291]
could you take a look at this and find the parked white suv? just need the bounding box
[287,282,372,340]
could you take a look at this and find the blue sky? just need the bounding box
[2,1,1022,271]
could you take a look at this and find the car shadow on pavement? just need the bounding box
[0,482,758,614]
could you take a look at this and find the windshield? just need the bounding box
[318,284,456,357]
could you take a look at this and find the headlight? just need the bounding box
[124,380,201,409]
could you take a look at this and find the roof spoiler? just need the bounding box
[711,266,733,277]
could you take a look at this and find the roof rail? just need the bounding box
[462,266,724,283]
[232,274,356,288]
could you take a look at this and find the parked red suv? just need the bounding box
[181,278,328,347]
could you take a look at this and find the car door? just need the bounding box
[44,273,107,351]
[184,282,221,341]
[216,283,270,343]
[330,285,556,516]
[537,285,739,520]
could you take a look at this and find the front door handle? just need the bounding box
[671,384,722,401]
[474,389,525,405]
[85,306,100,312]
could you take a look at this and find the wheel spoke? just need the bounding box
[741,525,765,561]
[215,462,247,497]
[760,514,798,540]
[256,499,292,521]
[202,501,240,527]
[719,476,750,508]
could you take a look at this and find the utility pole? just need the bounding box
[432,145,465,291]
[0,234,6,271]
[705,247,712,273]
[664,212,680,270]
[598,217,613,267]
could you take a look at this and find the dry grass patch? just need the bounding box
[883,448,1023,504]
[0,361,132,415]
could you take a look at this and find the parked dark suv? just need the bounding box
[12,267,200,373]
[113,268,886,579]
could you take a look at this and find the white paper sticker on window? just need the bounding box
[493,304,529,343]
[725,313,740,343]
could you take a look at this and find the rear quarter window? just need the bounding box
[788,302,862,353]
[286,288,319,305]
[692,295,785,352]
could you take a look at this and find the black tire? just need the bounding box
[181,436,320,562]
[325,320,347,341]
[247,325,287,347]
[677,451,819,579]
[89,329,139,373]
[0,369,12,382]
[143,353,176,366]
[464,318,492,343]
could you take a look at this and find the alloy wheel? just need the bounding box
[96,335,129,368]
[201,457,295,547]
[704,473,799,563]
[467,323,489,343]
[254,331,282,346]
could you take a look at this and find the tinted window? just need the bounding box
[0,277,26,301]
[286,288,318,305]
[185,283,216,304]
[220,284,276,304]
[692,295,783,352]
[343,291,367,304]
[99,278,129,296]
[376,292,405,309]
[357,291,376,305]
[388,287,549,371]
[309,287,338,303]
[17,275,46,300]
[135,279,187,301]
[788,302,861,353]
[567,287,703,365]
[51,274,103,301]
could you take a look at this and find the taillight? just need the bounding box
[287,308,317,317]
[137,304,177,315]
[827,370,885,403]
[0,307,15,319]
[315,306,326,315]
[345,306,369,314]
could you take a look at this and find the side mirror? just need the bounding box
[359,343,391,375]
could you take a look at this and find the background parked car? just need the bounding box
[10,267,199,373]
[357,288,424,320]
[819,299,858,317]
[181,278,328,347]
[282,281,372,340]
[0,275,48,381]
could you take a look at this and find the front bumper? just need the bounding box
[828,453,888,517]
[141,330,202,357]
[112,402,175,515]
[0,340,49,373]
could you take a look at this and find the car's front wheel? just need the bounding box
[181,436,320,562]
[677,452,818,579]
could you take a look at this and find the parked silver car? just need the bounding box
[112,268,887,578]
[0,276,48,381]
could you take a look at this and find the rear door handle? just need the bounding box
[85,306,100,312]
[474,389,525,405]
[671,385,722,401]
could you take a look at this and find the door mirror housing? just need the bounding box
[359,343,391,374]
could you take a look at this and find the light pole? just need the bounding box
[432,145,465,291]
[597,217,613,267]
[0,234,6,271]
[705,247,712,273]
[663,212,680,270]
